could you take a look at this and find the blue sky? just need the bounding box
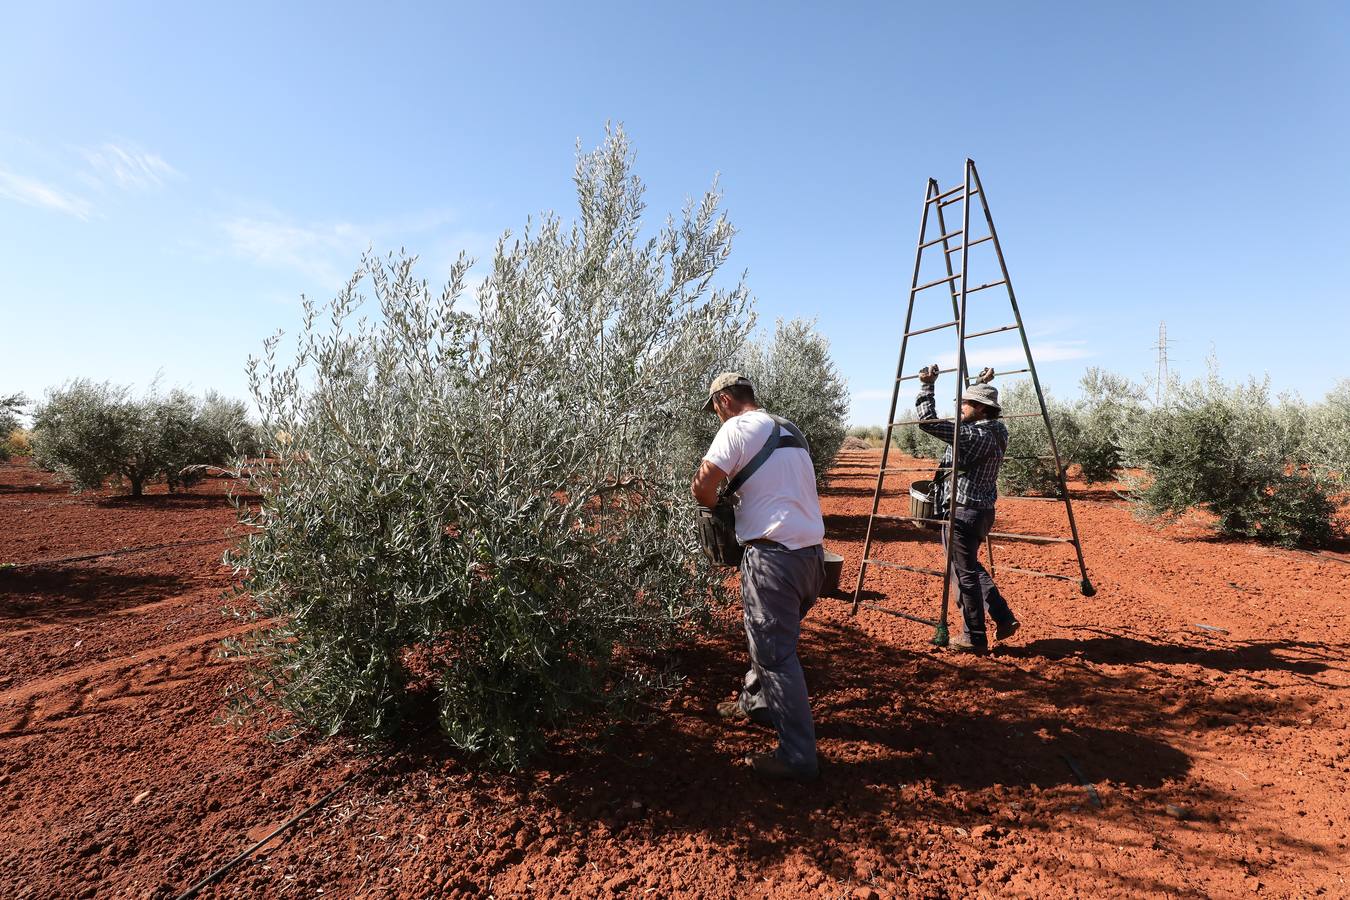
[2,1,1347,425]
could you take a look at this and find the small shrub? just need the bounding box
[1118,367,1340,547]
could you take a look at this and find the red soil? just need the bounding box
[1,452,1347,899]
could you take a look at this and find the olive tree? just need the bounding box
[227,126,753,767]
[1072,367,1146,483]
[31,381,250,495]
[740,319,850,481]
[0,393,26,460]
[1118,367,1339,547]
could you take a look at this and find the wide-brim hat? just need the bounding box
[961,383,1001,411]
[702,372,755,411]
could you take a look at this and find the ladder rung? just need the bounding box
[891,417,952,427]
[1003,495,1066,502]
[898,366,957,383]
[881,466,952,473]
[905,319,959,337]
[989,531,1076,546]
[945,235,994,254]
[940,188,979,207]
[963,279,1007,294]
[858,601,939,627]
[863,560,944,579]
[968,368,1029,383]
[1004,454,1057,460]
[878,514,948,527]
[927,183,967,204]
[892,411,1041,426]
[912,273,963,293]
[919,229,964,249]
[998,565,1077,583]
[965,323,1019,339]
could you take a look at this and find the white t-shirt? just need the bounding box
[703,409,825,551]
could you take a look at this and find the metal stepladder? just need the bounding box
[849,158,1094,647]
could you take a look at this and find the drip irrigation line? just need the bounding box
[1060,754,1101,809]
[174,768,362,900]
[3,536,239,570]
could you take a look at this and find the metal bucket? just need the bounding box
[910,479,934,525]
[822,549,844,595]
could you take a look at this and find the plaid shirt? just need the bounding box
[916,383,1008,514]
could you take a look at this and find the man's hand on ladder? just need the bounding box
[974,367,996,384]
[918,364,941,385]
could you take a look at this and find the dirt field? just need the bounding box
[2,451,1348,898]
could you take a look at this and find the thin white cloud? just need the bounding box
[81,143,179,191]
[939,340,1090,369]
[0,166,93,220]
[222,215,359,285]
[219,208,493,291]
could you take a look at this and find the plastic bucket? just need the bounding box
[822,550,844,595]
[910,479,934,525]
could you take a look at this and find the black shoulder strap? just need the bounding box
[725,415,808,495]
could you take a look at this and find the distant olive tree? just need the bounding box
[740,319,850,481]
[1072,367,1146,483]
[227,126,753,768]
[996,380,1080,497]
[0,393,27,461]
[1304,379,1350,485]
[31,381,250,495]
[1119,366,1339,547]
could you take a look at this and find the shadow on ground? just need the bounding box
[0,565,193,624]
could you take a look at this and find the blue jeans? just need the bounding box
[737,542,824,774]
[941,506,1016,647]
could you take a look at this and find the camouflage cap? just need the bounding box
[702,372,755,412]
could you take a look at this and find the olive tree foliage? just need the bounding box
[1072,367,1146,483]
[996,380,1081,497]
[1303,379,1350,485]
[228,127,753,768]
[739,319,850,481]
[0,393,27,460]
[31,381,254,496]
[1118,367,1339,547]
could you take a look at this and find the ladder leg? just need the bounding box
[852,179,941,615]
[968,161,1094,596]
[934,160,978,647]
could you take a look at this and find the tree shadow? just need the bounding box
[0,565,193,624]
[1009,632,1347,679]
[98,491,257,510]
[824,512,937,544]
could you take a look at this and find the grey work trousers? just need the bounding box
[940,506,1016,647]
[736,541,825,774]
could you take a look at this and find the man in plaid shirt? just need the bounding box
[916,364,1020,652]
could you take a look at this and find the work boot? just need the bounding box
[745,752,819,782]
[947,633,988,654]
[717,699,774,728]
[994,619,1021,641]
[716,699,748,721]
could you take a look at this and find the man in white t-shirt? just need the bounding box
[691,372,826,782]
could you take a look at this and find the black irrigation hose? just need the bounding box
[173,769,362,900]
[4,536,238,570]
